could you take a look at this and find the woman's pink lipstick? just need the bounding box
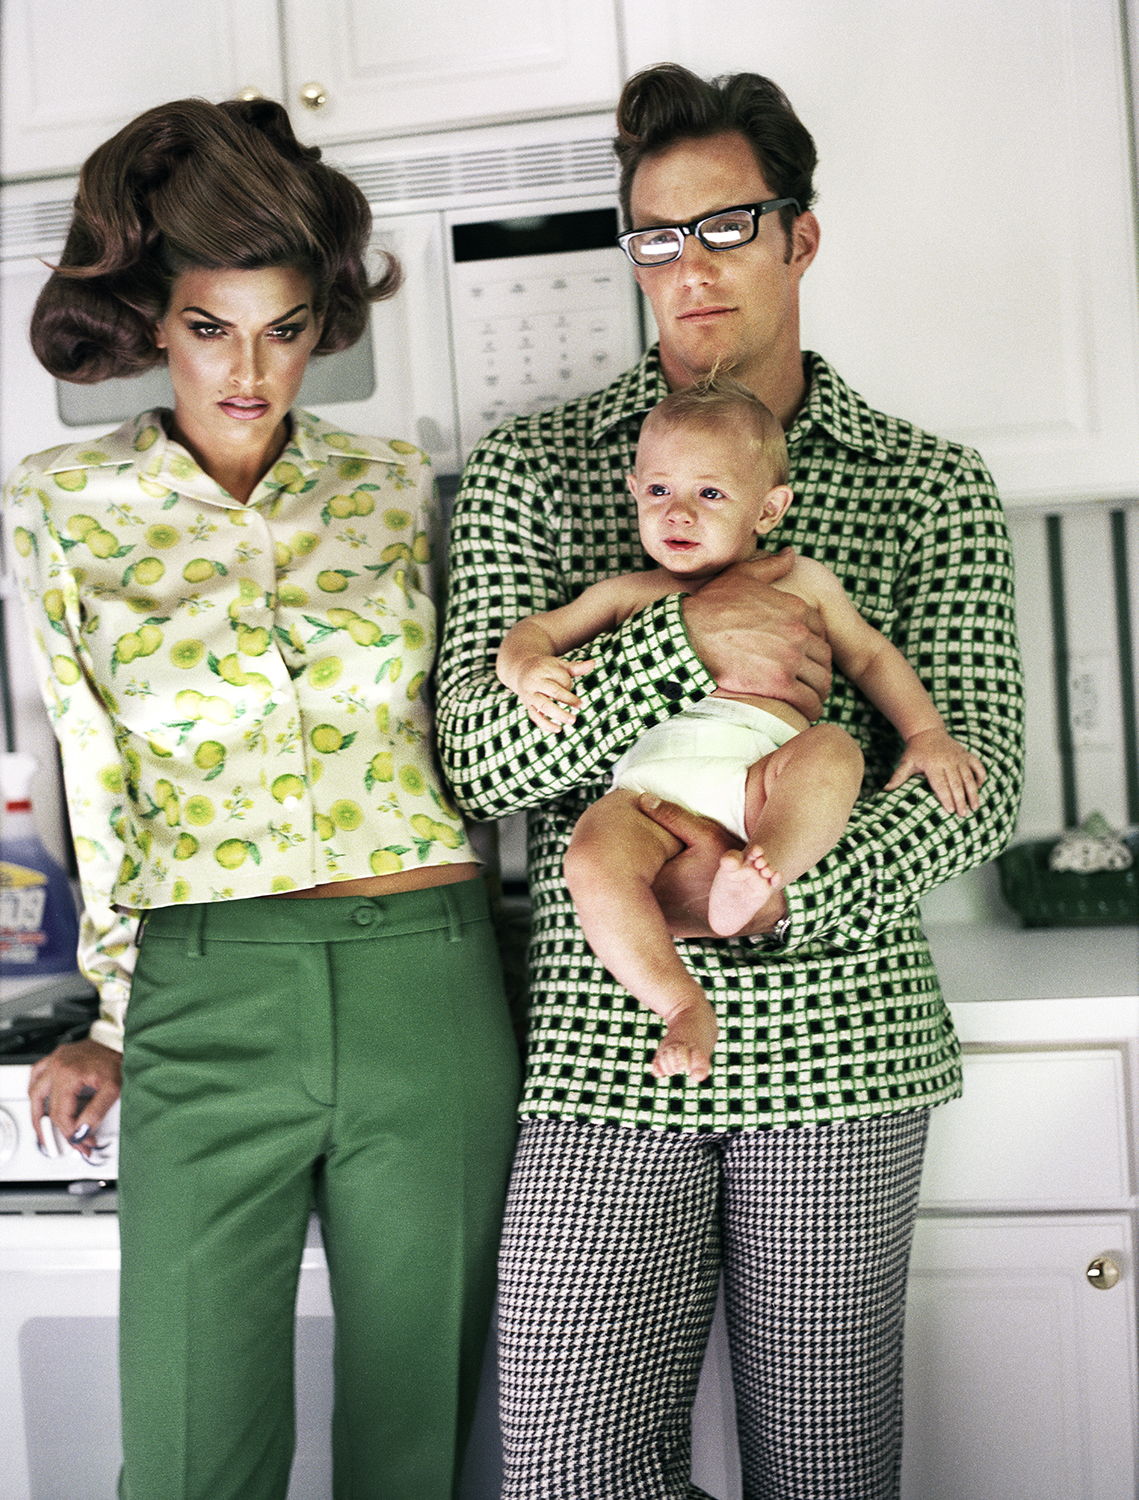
[219,397,270,420]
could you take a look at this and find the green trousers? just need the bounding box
[117,880,520,1500]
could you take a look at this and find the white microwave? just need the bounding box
[0,112,646,484]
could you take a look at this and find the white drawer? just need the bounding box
[918,1048,1132,1208]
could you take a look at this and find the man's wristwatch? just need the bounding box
[766,912,793,949]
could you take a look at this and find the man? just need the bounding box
[437,63,1024,1500]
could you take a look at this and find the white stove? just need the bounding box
[0,1060,119,1186]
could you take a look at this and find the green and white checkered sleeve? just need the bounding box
[436,418,715,822]
[783,446,1025,951]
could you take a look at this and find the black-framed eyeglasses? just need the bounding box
[616,198,801,267]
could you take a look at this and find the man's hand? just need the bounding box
[681,548,832,720]
[644,796,788,939]
[28,1038,122,1160]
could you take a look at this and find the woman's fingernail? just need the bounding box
[68,1123,91,1145]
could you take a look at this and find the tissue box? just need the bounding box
[997,835,1139,927]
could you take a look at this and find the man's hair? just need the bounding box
[614,63,818,241]
[640,375,790,488]
[31,97,399,383]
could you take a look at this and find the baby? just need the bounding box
[496,378,985,1083]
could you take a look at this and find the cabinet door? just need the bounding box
[0,0,283,180]
[918,1049,1132,1210]
[278,0,621,142]
[903,1214,1138,1500]
[622,0,1139,505]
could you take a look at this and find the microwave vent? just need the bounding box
[0,194,75,260]
[1,136,617,261]
[345,136,617,208]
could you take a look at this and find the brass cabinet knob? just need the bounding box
[235,87,264,101]
[299,82,328,111]
[1086,1255,1121,1290]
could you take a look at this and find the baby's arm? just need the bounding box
[789,559,986,815]
[496,572,670,736]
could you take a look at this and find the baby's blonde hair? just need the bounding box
[639,374,790,487]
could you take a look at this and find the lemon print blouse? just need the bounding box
[5,409,477,1048]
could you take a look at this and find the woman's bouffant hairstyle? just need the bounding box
[614,63,818,243]
[31,96,399,383]
[640,374,790,487]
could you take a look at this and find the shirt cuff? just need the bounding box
[88,1017,124,1053]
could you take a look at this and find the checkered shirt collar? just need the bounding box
[588,346,892,463]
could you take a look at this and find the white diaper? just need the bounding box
[610,697,800,841]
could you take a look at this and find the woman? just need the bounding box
[5,97,519,1500]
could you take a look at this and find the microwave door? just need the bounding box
[0,256,115,482]
[307,210,460,477]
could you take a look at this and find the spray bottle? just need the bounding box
[1,751,80,976]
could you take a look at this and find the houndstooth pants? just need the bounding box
[497,1108,930,1500]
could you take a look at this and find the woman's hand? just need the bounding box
[28,1038,122,1160]
[643,796,789,939]
[681,548,832,719]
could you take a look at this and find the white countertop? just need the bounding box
[925,923,1137,1003]
[924,923,1139,1043]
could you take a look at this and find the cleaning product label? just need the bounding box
[0,862,49,964]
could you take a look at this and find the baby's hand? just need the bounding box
[885,728,986,814]
[516,656,596,736]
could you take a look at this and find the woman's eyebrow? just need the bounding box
[178,302,310,323]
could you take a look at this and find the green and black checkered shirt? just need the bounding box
[437,349,1025,1132]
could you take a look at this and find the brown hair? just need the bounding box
[614,63,817,242]
[639,374,790,487]
[31,97,399,383]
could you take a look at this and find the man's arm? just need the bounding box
[436,413,831,821]
[769,449,1023,948]
[438,420,711,817]
[646,448,1023,942]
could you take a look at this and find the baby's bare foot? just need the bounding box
[651,1000,718,1082]
[708,847,784,937]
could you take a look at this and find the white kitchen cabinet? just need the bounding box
[903,1214,1137,1500]
[900,1040,1139,1500]
[278,0,622,144]
[0,0,623,182]
[622,0,1139,505]
[0,0,283,180]
[915,1049,1132,1211]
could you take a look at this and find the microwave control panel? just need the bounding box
[447,201,643,458]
